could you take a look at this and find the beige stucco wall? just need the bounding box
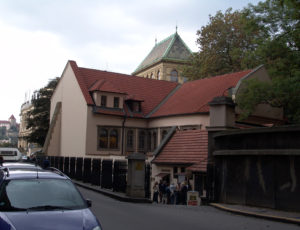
[49,63,88,157]
[93,91,124,109]
[148,114,210,129]
[47,107,62,156]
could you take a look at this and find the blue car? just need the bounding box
[0,168,102,230]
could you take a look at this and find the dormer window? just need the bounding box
[114,97,120,108]
[127,101,141,112]
[101,95,107,107]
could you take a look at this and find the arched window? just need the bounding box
[157,70,160,80]
[139,130,145,149]
[170,70,178,82]
[153,131,157,149]
[109,129,118,149]
[161,130,168,140]
[147,131,152,151]
[127,130,134,149]
[150,73,154,79]
[99,128,108,148]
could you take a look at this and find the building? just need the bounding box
[0,115,19,144]
[43,59,283,195]
[132,32,192,83]
[18,101,41,155]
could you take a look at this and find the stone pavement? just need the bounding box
[210,203,300,226]
[74,179,300,226]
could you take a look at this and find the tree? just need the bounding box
[237,0,300,123]
[26,78,59,146]
[184,0,300,123]
[183,8,261,80]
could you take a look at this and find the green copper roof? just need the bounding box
[132,32,192,74]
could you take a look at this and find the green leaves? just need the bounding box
[184,0,300,123]
[25,78,59,146]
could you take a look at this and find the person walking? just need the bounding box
[153,182,159,203]
[169,183,176,204]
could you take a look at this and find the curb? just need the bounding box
[210,203,300,226]
[74,181,152,204]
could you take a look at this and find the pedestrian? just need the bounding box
[175,183,181,204]
[181,181,188,205]
[43,157,50,168]
[158,180,164,203]
[152,182,159,203]
[162,181,168,204]
[169,183,176,204]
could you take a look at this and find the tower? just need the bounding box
[132,32,192,84]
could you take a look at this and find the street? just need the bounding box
[78,187,299,230]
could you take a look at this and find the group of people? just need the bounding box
[152,180,191,205]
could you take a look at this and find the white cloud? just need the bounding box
[0,0,261,122]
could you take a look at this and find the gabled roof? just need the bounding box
[152,129,208,172]
[9,115,16,120]
[89,79,127,94]
[150,69,253,118]
[69,61,178,117]
[132,32,192,74]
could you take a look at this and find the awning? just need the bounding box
[155,172,170,178]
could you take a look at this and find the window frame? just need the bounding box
[97,126,120,151]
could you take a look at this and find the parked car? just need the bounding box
[0,168,102,230]
[0,162,42,171]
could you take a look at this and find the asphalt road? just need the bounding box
[78,187,299,230]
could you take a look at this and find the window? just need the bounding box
[127,101,141,112]
[99,128,108,148]
[153,131,157,149]
[127,130,134,149]
[101,96,107,107]
[147,131,152,151]
[157,70,160,80]
[150,73,154,79]
[109,129,118,149]
[170,70,178,82]
[98,127,119,150]
[161,130,168,140]
[114,97,119,108]
[138,130,146,150]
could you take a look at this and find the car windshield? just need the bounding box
[0,179,87,211]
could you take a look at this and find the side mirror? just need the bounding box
[86,199,92,207]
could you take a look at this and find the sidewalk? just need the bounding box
[210,203,300,225]
[73,180,152,204]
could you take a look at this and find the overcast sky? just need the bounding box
[0,0,260,122]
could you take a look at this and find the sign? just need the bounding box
[135,162,143,171]
[187,191,200,206]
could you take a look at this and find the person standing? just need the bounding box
[153,182,159,203]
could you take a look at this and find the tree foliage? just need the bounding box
[184,0,300,123]
[26,78,59,146]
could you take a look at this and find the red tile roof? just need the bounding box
[152,129,208,172]
[151,70,252,117]
[69,61,178,117]
[89,79,127,94]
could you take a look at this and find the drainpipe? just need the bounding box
[121,103,127,156]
